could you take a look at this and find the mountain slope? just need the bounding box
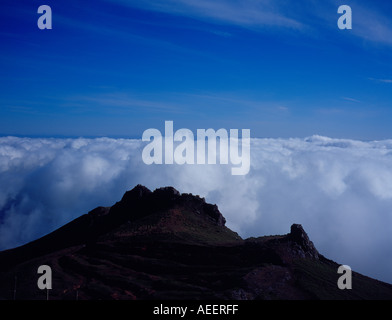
[0,185,391,300]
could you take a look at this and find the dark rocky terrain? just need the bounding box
[1,185,392,300]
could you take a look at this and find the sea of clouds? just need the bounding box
[0,135,392,283]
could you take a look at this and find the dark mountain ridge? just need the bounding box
[1,185,391,300]
[0,185,230,269]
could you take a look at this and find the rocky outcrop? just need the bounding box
[288,224,319,259]
[111,185,226,227]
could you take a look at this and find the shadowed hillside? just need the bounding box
[1,185,391,300]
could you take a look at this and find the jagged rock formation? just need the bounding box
[288,224,319,260]
[0,185,392,300]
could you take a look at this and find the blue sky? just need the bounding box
[1,0,391,139]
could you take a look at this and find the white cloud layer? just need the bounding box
[1,136,392,283]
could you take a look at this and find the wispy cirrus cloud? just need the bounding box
[369,78,392,84]
[106,0,305,30]
[347,0,392,46]
[72,93,184,113]
[106,0,392,45]
[342,97,361,103]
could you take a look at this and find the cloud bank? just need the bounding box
[1,136,392,283]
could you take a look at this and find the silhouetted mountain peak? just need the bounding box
[0,185,234,272]
[121,184,153,201]
[108,185,226,228]
[2,185,392,300]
